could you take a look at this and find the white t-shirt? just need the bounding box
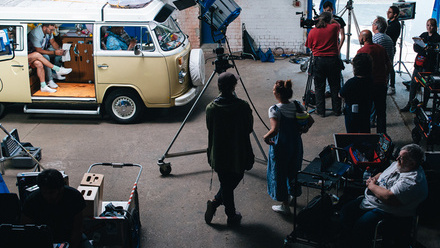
[268,101,304,119]
[361,162,428,217]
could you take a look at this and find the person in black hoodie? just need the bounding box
[204,72,254,227]
[401,18,440,112]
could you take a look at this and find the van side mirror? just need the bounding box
[134,44,142,56]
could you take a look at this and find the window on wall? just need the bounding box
[100,26,154,52]
[0,25,25,51]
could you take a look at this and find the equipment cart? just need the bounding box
[411,72,440,149]
[82,163,142,248]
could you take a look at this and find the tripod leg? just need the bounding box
[157,71,217,167]
[252,131,268,163]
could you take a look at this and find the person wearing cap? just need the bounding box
[204,72,254,227]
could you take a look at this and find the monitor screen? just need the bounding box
[393,2,416,21]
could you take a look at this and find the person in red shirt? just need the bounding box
[305,12,342,117]
[357,30,391,134]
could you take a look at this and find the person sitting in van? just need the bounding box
[106,26,136,50]
[28,52,72,93]
[28,23,70,89]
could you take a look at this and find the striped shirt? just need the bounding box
[373,32,395,61]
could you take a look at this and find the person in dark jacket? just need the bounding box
[22,169,90,248]
[401,18,440,112]
[340,53,373,133]
[204,72,254,227]
[385,5,401,95]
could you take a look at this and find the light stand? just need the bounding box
[337,0,361,63]
[395,20,411,76]
[157,41,268,176]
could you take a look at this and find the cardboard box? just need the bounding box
[80,173,104,208]
[78,185,99,218]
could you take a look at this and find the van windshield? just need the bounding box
[153,18,185,51]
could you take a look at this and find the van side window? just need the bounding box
[0,25,24,51]
[101,26,154,52]
[140,27,154,52]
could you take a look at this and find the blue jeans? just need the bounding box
[339,197,412,248]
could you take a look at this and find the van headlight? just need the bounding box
[178,69,187,84]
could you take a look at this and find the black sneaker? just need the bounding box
[205,200,217,224]
[227,211,242,227]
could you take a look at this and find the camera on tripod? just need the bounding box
[296,7,318,29]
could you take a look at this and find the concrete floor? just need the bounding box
[1,54,439,247]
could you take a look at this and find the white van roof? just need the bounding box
[0,0,167,23]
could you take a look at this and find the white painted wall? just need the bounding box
[171,0,308,53]
[239,0,308,53]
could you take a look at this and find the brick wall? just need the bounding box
[168,0,307,53]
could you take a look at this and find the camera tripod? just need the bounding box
[157,40,268,176]
[337,0,361,63]
[395,21,411,76]
[303,55,315,111]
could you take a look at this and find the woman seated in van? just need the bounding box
[106,26,136,50]
[28,52,72,93]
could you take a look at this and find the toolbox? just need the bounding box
[1,129,42,168]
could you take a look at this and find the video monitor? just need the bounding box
[393,2,416,21]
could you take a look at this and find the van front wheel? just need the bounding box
[105,89,144,124]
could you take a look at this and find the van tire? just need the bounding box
[105,89,144,124]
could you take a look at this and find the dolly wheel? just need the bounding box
[412,127,421,144]
[160,165,172,176]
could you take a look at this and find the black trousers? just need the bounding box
[313,56,342,115]
[214,171,244,217]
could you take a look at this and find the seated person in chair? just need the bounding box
[339,144,428,248]
[106,26,136,50]
[22,169,91,248]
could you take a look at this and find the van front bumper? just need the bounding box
[174,87,197,106]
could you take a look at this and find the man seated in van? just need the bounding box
[106,26,136,50]
[28,52,72,93]
[28,23,72,92]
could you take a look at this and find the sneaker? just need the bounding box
[387,87,395,95]
[272,204,291,215]
[56,67,72,76]
[227,211,242,227]
[47,80,59,89]
[52,73,66,80]
[41,85,57,93]
[204,200,217,224]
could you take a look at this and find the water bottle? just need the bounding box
[363,166,371,183]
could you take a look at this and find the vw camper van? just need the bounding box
[0,0,205,123]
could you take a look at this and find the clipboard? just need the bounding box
[413,37,426,48]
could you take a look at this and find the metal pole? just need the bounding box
[157,70,216,164]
